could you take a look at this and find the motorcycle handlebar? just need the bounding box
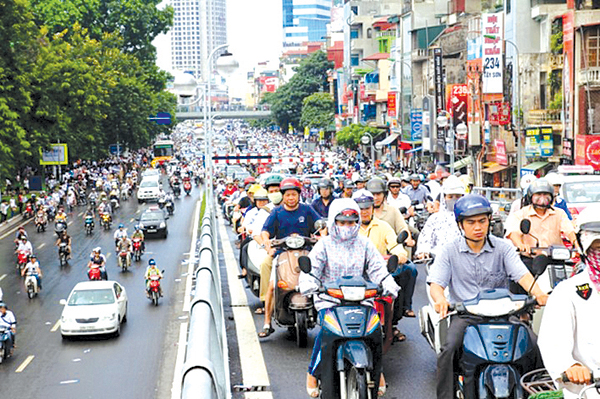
[560,371,598,384]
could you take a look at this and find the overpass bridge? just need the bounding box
[175,105,271,121]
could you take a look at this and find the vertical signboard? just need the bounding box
[423,96,431,152]
[482,13,504,94]
[446,84,469,129]
[433,47,444,115]
[563,11,574,141]
[387,92,397,118]
[495,139,508,165]
[410,110,423,141]
[540,126,554,157]
[525,127,541,157]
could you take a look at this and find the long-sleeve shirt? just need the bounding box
[359,217,407,259]
[416,210,461,257]
[538,269,600,399]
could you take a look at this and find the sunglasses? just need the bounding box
[389,185,401,189]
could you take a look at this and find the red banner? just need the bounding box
[387,92,397,118]
[576,134,600,170]
[446,84,468,128]
[494,139,508,165]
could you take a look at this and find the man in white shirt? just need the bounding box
[386,177,412,211]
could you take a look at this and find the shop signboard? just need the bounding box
[540,126,554,157]
[387,92,397,118]
[495,139,508,165]
[433,47,444,114]
[446,84,468,129]
[525,127,541,157]
[576,134,600,170]
[410,110,423,141]
[482,13,504,94]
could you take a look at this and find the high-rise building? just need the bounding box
[283,0,332,48]
[171,0,227,80]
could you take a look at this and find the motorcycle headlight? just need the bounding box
[551,247,571,260]
[139,223,144,229]
[159,222,166,228]
[285,236,305,249]
[340,286,366,301]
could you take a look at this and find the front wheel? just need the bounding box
[346,367,368,399]
[295,311,308,348]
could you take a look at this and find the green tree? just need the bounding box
[300,92,334,130]
[335,124,380,149]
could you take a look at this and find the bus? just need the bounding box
[151,140,174,167]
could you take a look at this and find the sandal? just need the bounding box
[258,325,274,338]
[306,386,320,398]
[403,309,416,318]
[392,328,406,342]
[254,307,265,314]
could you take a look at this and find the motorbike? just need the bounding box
[243,240,268,298]
[88,265,104,281]
[46,206,56,221]
[117,250,131,271]
[158,197,166,209]
[172,182,181,198]
[418,255,550,399]
[54,221,67,237]
[147,271,165,306]
[100,212,111,230]
[298,256,394,399]
[165,199,174,215]
[16,250,28,273]
[110,197,119,211]
[0,326,13,363]
[132,238,143,261]
[58,242,69,267]
[271,234,317,348]
[120,189,128,201]
[520,369,600,399]
[78,190,87,205]
[183,181,192,195]
[35,214,47,233]
[24,273,39,298]
[24,203,34,219]
[85,215,94,235]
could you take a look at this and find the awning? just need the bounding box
[363,53,390,61]
[405,146,422,154]
[483,163,510,174]
[522,161,549,171]
[377,133,399,146]
[452,156,473,170]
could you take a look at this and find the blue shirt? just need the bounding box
[402,184,430,204]
[311,197,332,218]
[262,204,321,239]
[554,196,572,220]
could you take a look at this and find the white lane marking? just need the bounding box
[38,243,46,249]
[170,322,188,399]
[183,200,201,312]
[0,218,32,240]
[15,355,35,373]
[51,319,61,332]
[78,212,83,217]
[106,253,111,259]
[0,274,6,282]
[60,379,79,385]
[218,216,271,395]
[67,221,73,226]
[130,218,134,222]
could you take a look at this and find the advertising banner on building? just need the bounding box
[525,127,541,157]
[387,92,397,118]
[482,13,504,94]
[411,110,423,141]
[576,134,600,169]
[433,47,444,115]
[563,11,574,141]
[446,84,468,129]
[494,139,508,165]
[540,126,554,157]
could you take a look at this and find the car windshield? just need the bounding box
[140,180,158,188]
[141,212,163,222]
[143,169,159,176]
[563,181,600,203]
[68,288,115,306]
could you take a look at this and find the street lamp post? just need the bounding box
[361,133,374,166]
[436,111,456,174]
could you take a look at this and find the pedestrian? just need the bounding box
[8,197,17,218]
[23,177,29,194]
[17,193,24,214]
[0,200,8,223]
[5,178,12,195]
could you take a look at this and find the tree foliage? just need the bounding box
[335,124,380,149]
[263,51,333,132]
[300,92,334,131]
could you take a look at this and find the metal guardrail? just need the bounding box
[473,186,522,202]
[181,188,231,399]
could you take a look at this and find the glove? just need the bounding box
[381,275,400,298]
[299,280,319,296]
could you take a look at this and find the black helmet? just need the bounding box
[317,178,334,190]
[526,179,554,203]
[366,178,387,194]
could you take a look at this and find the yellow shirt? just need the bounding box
[359,217,407,258]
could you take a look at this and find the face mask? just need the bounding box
[268,192,282,205]
[585,247,600,292]
[532,194,551,208]
[331,224,359,242]
[446,199,458,213]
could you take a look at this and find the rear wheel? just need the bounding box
[346,367,368,399]
[0,346,5,363]
[295,311,308,348]
[28,286,34,299]
[152,291,159,306]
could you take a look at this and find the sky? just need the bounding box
[154,0,283,99]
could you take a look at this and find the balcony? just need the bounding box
[376,30,396,39]
[412,48,428,62]
[526,109,562,126]
[578,67,600,86]
[573,0,600,10]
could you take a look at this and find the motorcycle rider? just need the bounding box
[300,177,315,203]
[131,225,145,254]
[144,259,163,297]
[402,173,430,204]
[258,177,321,338]
[14,226,28,245]
[310,178,334,218]
[0,303,16,357]
[505,179,577,288]
[113,224,128,249]
[367,178,414,244]
[55,230,72,260]
[88,247,108,280]
[21,254,42,290]
[508,173,537,216]
[239,188,272,280]
[299,199,400,398]
[386,177,412,211]
[427,194,548,399]
[264,175,283,206]
[35,206,47,228]
[15,236,33,256]
[353,189,417,341]
[116,235,133,266]
[544,172,573,220]
[83,208,95,226]
[416,175,466,258]
[340,179,355,199]
[538,204,600,398]
[354,175,367,190]
[55,206,67,224]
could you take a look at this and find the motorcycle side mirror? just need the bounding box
[532,255,550,277]
[399,207,407,215]
[504,203,511,213]
[387,255,399,273]
[520,219,531,235]
[59,299,67,306]
[397,230,409,244]
[314,219,327,231]
[162,270,165,274]
[298,256,312,274]
[411,200,419,206]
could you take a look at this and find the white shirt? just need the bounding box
[0,310,16,330]
[538,269,600,398]
[17,241,33,254]
[387,192,412,211]
[241,207,260,230]
[114,229,128,240]
[247,208,271,237]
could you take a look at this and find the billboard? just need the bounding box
[446,84,468,129]
[576,134,600,169]
[387,92,397,118]
[40,143,68,165]
[482,13,504,94]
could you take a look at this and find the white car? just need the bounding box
[60,281,128,338]
[141,168,160,179]
[137,178,161,203]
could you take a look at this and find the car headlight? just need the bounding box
[285,236,305,249]
[159,222,166,228]
[551,247,571,260]
[103,313,116,321]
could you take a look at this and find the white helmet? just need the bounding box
[544,172,563,187]
[520,174,537,191]
[442,175,466,195]
[576,204,600,254]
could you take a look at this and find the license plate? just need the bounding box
[81,326,94,330]
[147,229,157,233]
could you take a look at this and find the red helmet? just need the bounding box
[280,177,302,193]
[243,176,256,186]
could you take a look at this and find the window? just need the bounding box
[350,29,359,39]
[351,54,359,66]
[587,27,600,67]
[367,28,372,39]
